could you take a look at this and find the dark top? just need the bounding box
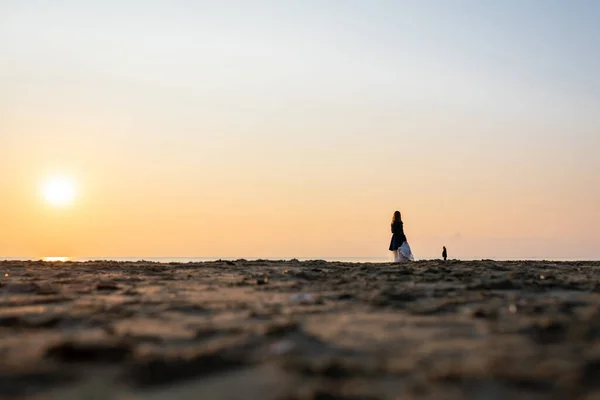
[389,221,407,251]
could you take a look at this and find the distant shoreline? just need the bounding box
[1,257,599,264]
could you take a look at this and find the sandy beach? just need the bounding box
[1,259,600,399]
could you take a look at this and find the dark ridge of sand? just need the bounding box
[1,260,600,400]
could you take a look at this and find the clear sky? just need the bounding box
[1,0,599,259]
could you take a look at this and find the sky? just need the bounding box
[1,0,599,260]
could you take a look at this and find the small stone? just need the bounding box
[37,283,60,295]
[540,275,545,280]
[96,282,120,291]
[290,293,313,304]
[509,304,518,314]
[472,308,487,318]
[46,341,133,363]
[270,340,295,355]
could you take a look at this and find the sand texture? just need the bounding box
[2,259,600,399]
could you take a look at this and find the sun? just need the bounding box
[42,177,77,207]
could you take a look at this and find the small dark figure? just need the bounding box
[442,246,447,261]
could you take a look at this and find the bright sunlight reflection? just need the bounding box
[42,257,71,262]
[42,177,76,207]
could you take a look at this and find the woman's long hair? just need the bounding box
[392,210,402,224]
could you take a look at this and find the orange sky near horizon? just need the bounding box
[1,1,599,260]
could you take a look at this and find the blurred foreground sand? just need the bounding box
[1,259,600,400]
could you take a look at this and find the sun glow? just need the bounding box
[42,177,76,207]
[42,257,71,262]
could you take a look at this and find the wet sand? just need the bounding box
[1,259,600,399]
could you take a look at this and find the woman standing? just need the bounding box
[389,211,414,262]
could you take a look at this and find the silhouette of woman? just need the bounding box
[389,211,413,262]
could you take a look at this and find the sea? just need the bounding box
[0,256,597,263]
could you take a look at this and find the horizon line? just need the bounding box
[1,256,599,263]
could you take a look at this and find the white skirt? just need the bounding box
[394,241,414,262]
